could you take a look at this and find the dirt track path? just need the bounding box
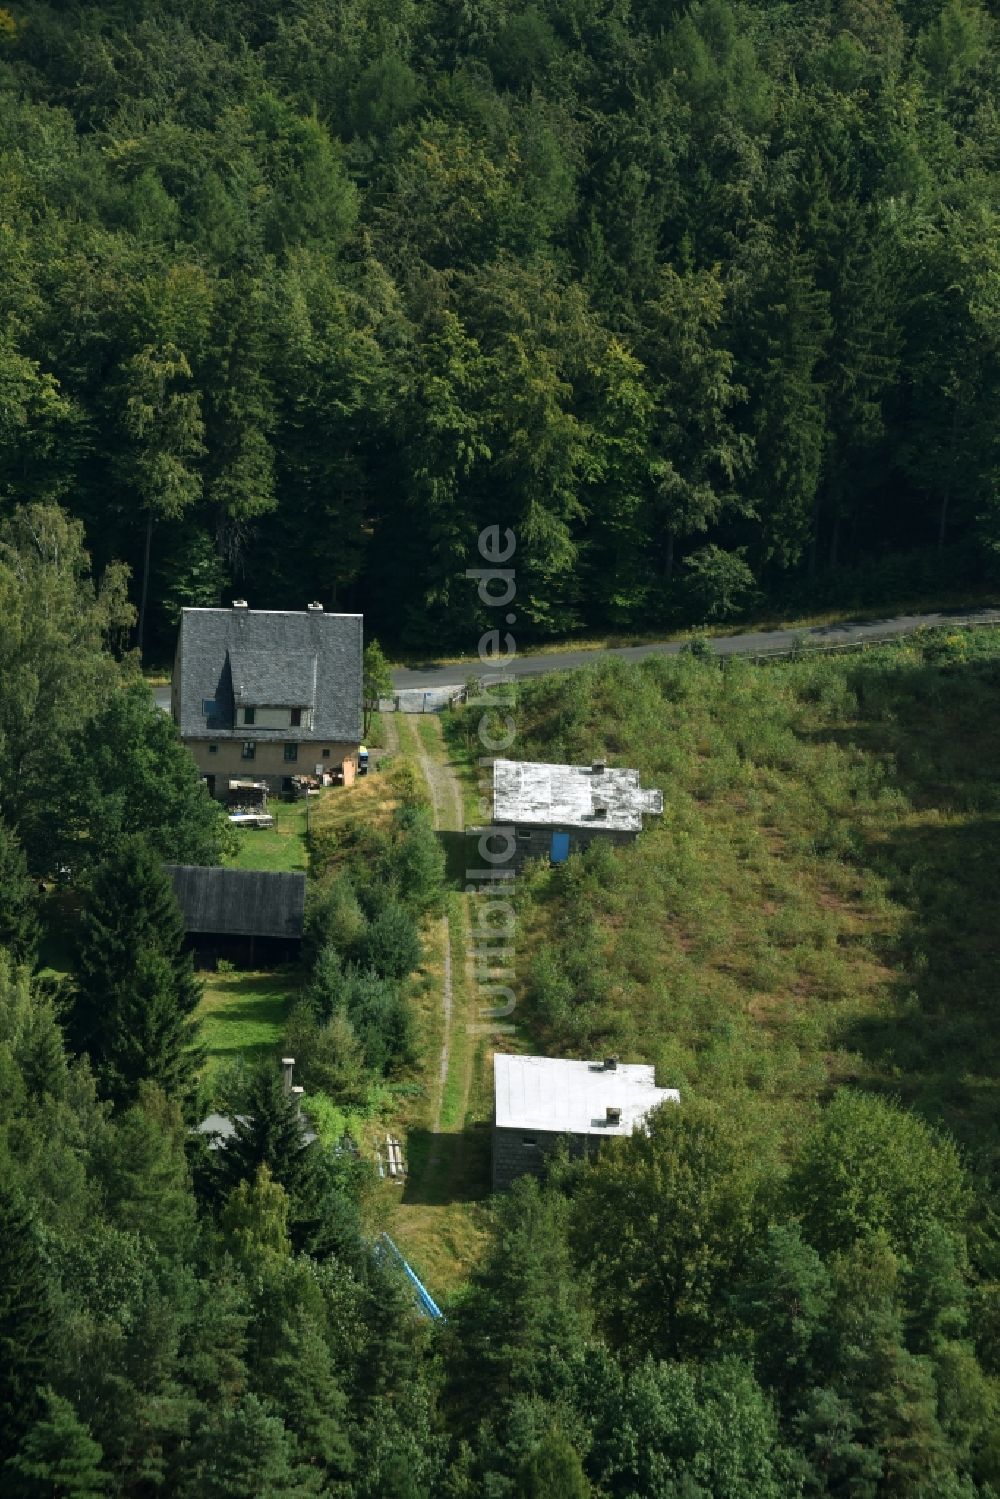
[408,719,465,1134]
[379,709,400,754]
[410,716,463,834]
[381,712,490,1293]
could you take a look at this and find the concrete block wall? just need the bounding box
[491,1125,598,1190]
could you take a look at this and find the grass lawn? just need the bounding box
[197,968,301,1079]
[226,797,308,872]
[445,627,1000,1165]
[201,797,310,1085]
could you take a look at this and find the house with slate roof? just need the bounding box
[165,864,306,966]
[171,601,363,799]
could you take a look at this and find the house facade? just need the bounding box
[472,758,664,872]
[171,601,363,799]
[492,1053,679,1190]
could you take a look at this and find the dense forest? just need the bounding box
[2,0,1000,656]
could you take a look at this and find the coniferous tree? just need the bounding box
[0,952,68,1102]
[0,1186,53,1463]
[393,804,446,915]
[217,1061,317,1202]
[3,1388,108,1499]
[446,1175,590,1425]
[180,1395,324,1499]
[90,1084,198,1259]
[257,1311,354,1480]
[0,822,39,963]
[70,838,202,1110]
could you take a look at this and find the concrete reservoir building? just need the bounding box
[476,758,663,870]
[171,601,363,800]
[492,1053,680,1190]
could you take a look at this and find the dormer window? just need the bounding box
[243,706,256,726]
[290,707,302,727]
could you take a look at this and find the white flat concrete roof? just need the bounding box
[494,1053,679,1136]
[493,759,663,832]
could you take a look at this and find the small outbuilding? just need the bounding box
[165,864,306,967]
[473,758,663,870]
[492,1053,679,1190]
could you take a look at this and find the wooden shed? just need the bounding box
[165,864,306,967]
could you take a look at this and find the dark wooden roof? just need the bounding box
[173,606,362,742]
[164,864,306,939]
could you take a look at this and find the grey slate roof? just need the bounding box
[173,606,362,741]
[228,645,318,709]
[165,864,306,939]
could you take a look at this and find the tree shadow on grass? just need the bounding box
[437,830,471,887]
[836,815,1000,1160]
[779,653,1000,1162]
[402,1124,491,1205]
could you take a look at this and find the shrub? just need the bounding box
[284,1000,368,1105]
[682,545,758,621]
[344,969,415,1075]
[351,900,421,980]
[303,875,366,965]
[303,944,349,1023]
[393,804,445,914]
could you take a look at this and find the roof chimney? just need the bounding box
[605,1105,622,1126]
[232,599,248,609]
[281,1057,295,1093]
[291,1084,305,1119]
[307,601,323,612]
[604,1055,618,1071]
[592,760,605,775]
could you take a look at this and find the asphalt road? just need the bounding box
[151,607,1000,710]
[390,606,1000,690]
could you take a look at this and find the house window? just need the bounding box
[242,741,255,761]
[517,828,532,841]
[290,707,302,727]
[208,744,218,755]
[202,697,216,717]
[522,1136,537,1147]
[243,706,256,726]
[321,748,330,759]
[283,743,298,763]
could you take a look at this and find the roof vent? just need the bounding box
[307,601,323,611]
[606,1105,622,1126]
[232,598,248,609]
[592,804,608,821]
[604,1055,618,1072]
[592,760,605,775]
